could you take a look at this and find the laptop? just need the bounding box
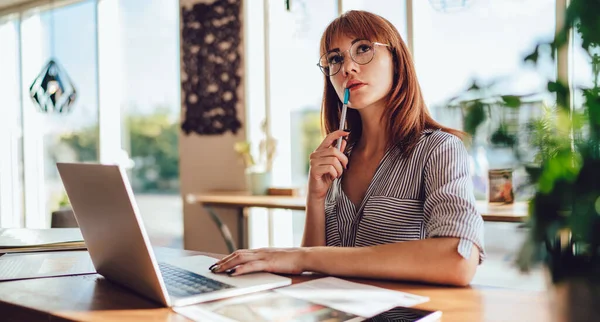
[56,162,291,307]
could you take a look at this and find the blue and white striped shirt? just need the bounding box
[325,128,485,263]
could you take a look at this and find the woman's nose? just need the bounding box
[341,55,358,76]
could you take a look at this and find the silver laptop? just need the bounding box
[56,162,291,307]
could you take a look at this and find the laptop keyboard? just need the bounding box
[158,262,233,298]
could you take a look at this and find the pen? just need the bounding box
[335,88,350,150]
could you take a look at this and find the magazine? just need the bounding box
[173,291,363,322]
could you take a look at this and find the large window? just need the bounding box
[0,16,24,228]
[20,1,99,227]
[413,0,556,199]
[116,0,181,245]
[0,0,181,240]
[267,0,338,247]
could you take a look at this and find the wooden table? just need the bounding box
[0,248,550,321]
[186,191,529,252]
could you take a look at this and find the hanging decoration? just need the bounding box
[29,0,77,113]
[29,59,77,113]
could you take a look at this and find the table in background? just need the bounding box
[186,191,529,252]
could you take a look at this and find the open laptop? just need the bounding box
[56,162,291,307]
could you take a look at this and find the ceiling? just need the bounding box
[0,0,36,11]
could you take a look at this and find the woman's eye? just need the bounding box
[356,44,372,54]
[328,55,343,64]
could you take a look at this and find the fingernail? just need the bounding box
[226,268,236,275]
[210,265,221,272]
[208,263,218,271]
[343,128,350,133]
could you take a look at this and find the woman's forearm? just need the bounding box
[302,237,479,286]
[301,197,327,247]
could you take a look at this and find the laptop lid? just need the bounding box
[56,162,171,306]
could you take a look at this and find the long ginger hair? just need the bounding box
[320,10,463,157]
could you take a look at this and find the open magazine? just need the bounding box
[174,277,433,322]
[173,291,363,322]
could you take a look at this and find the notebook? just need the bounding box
[0,228,86,254]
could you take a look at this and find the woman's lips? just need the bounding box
[348,83,365,92]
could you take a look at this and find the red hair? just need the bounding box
[320,10,464,157]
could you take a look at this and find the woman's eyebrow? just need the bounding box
[328,38,363,52]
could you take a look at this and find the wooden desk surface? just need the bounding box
[0,248,549,321]
[187,191,529,223]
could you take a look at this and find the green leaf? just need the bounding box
[501,95,522,108]
[462,101,486,136]
[524,45,539,64]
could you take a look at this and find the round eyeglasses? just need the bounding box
[317,39,390,77]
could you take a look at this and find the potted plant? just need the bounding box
[234,120,277,195]
[453,0,600,320]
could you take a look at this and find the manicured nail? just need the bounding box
[226,268,236,275]
[210,264,221,272]
[208,263,218,271]
[343,128,350,133]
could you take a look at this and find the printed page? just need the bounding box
[274,277,429,318]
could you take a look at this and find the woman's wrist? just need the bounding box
[300,246,318,273]
[306,193,327,205]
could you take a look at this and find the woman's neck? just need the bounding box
[355,104,388,156]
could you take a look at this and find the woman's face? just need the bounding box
[327,35,394,110]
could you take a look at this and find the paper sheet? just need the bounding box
[0,250,96,281]
[274,277,429,318]
[174,291,364,322]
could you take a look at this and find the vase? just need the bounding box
[245,170,271,195]
[550,276,600,322]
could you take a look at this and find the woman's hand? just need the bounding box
[209,248,307,276]
[307,130,349,201]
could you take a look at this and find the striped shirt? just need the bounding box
[324,128,485,263]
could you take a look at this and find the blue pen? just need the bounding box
[336,88,350,150]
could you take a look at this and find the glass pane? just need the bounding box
[268,0,338,247]
[21,1,99,226]
[0,17,25,227]
[116,0,181,247]
[342,0,408,41]
[413,0,556,200]
[572,29,597,110]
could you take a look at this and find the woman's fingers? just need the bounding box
[317,157,343,177]
[316,130,349,151]
[312,165,338,180]
[310,147,349,169]
[227,260,269,276]
[211,250,262,273]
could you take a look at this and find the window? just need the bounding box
[113,0,181,245]
[266,0,338,247]
[342,0,408,41]
[0,17,24,227]
[413,0,556,199]
[0,0,181,237]
[20,1,99,227]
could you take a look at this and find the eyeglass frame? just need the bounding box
[316,40,391,77]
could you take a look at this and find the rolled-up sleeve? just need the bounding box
[423,135,485,263]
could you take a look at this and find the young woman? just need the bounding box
[209,10,484,286]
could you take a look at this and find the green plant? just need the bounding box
[59,109,180,193]
[455,0,600,283]
[234,119,277,172]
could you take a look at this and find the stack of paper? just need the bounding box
[0,250,96,281]
[0,228,86,254]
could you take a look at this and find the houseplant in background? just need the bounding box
[234,120,277,195]
[453,0,599,320]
